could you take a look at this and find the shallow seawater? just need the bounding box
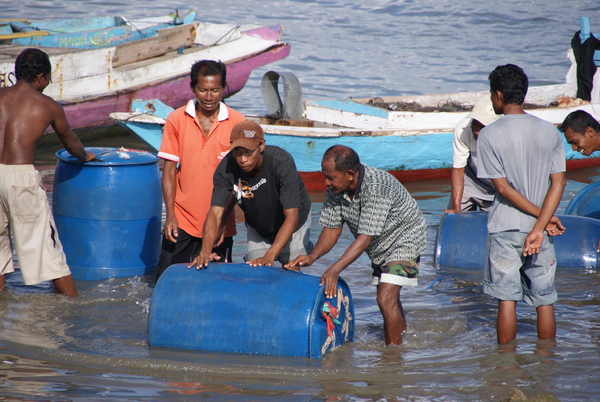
[1,137,599,400]
[3,0,600,399]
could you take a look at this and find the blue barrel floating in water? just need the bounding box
[148,263,355,358]
[52,147,162,280]
[565,181,600,219]
[434,212,599,269]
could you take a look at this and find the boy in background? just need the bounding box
[477,64,566,344]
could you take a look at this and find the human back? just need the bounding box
[0,48,86,165]
[478,114,564,233]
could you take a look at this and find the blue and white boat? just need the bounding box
[0,10,196,48]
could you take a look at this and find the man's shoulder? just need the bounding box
[0,85,57,119]
[214,153,238,179]
[454,116,472,139]
[264,145,294,162]
[364,165,396,185]
[166,103,191,122]
[226,106,246,122]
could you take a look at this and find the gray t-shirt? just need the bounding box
[477,114,565,233]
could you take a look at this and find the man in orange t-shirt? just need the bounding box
[155,60,245,280]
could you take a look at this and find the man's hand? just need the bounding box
[320,268,339,299]
[189,251,221,269]
[443,208,460,214]
[79,151,97,162]
[545,215,565,236]
[163,217,179,243]
[284,255,315,271]
[246,255,275,267]
[523,229,545,256]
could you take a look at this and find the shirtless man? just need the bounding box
[0,48,96,296]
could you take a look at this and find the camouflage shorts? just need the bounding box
[372,257,420,287]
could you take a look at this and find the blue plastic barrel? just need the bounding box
[148,263,355,358]
[434,212,599,269]
[52,147,162,280]
[565,181,600,219]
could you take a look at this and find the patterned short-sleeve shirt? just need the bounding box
[319,164,426,265]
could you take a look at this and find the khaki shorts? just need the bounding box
[245,217,313,265]
[0,164,71,285]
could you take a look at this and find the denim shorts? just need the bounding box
[244,217,313,265]
[483,231,557,307]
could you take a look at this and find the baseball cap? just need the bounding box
[467,97,500,127]
[230,120,264,150]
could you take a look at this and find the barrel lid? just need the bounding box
[55,147,158,166]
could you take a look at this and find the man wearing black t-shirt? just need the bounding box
[191,121,313,269]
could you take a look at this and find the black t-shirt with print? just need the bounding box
[212,145,311,238]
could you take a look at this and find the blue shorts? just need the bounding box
[483,231,557,307]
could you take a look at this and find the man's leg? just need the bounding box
[0,274,5,291]
[212,236,233,263]
[52,274,77,297]
[536,304,556,340]
[376,282,405,345]
[497,300,518,344]
[277,218,313,270]
[155,230,200,281]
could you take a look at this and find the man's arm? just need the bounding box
[247,207,299,267]
[320,234,372,298]
[491,176,565,237]
[190,205,226,268]
[284,226,343,269]
[491,177,540,216]
[523,171,566,255]
[285,225,371,298]
[444,167,466,213]
[161,160,179,243]
[50,102,95,162]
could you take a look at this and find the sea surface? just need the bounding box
[2,0,600,401]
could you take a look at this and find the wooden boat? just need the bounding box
[111,81,600,191]
[0,10,196,48]
[0,21,290,131]
[110,18,600,191]
[303,16,600,132]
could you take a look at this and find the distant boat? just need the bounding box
[110,87,599,192]
[303,16,600,133]
[0,10,196,48]
[0,21,290,132]
[110,17,600,190]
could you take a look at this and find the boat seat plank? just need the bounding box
[112,23,197,68]
[0,31,50,40]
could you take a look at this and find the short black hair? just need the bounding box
[488,64,528,105]
[190,60,227,89]
[323,145,361,172]
[15,48,51,83]
[559,110,600,134]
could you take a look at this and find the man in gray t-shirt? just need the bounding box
[477,64,566,345]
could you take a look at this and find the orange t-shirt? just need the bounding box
[157,100,246,238]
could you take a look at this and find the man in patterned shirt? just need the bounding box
[285,145,426,345]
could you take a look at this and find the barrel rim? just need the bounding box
[55,147,159,166]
